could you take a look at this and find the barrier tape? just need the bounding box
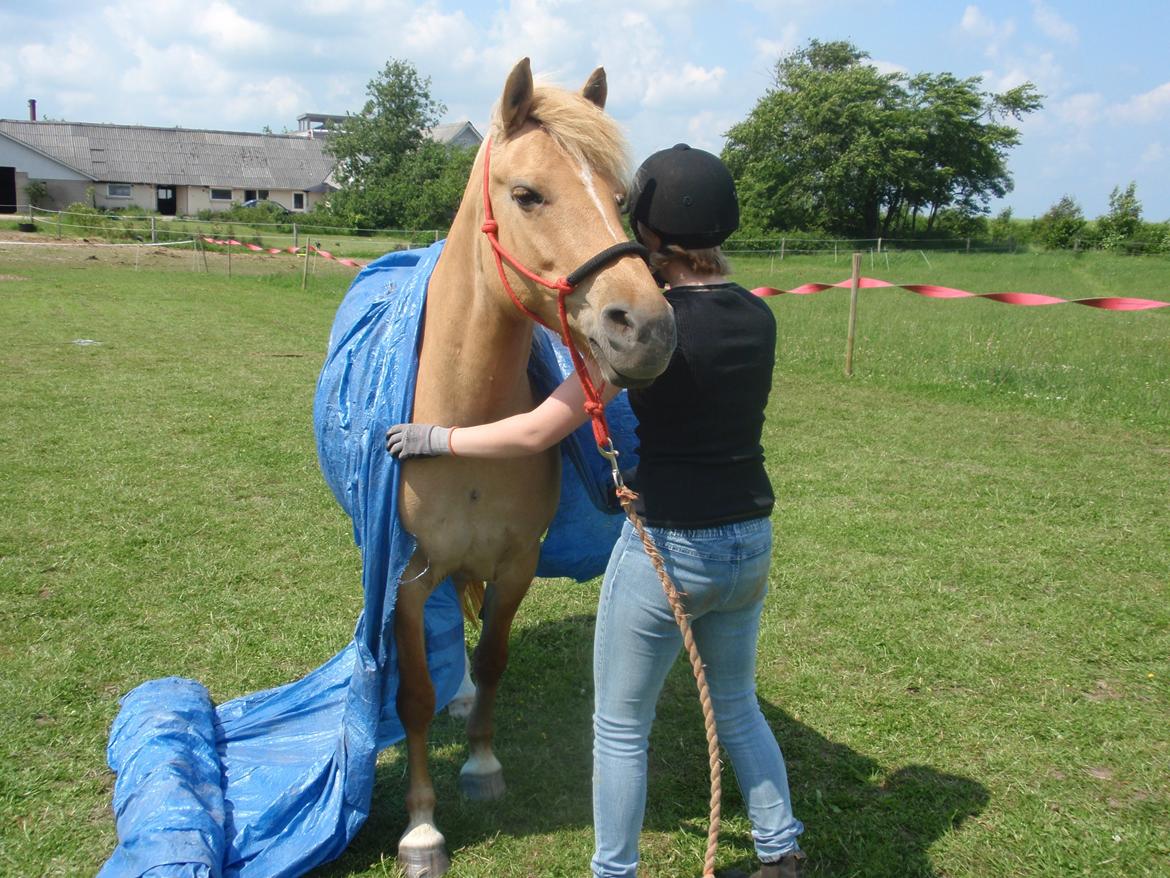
[0,238,196,249]
[752,278,1169,311]
[201,237,366,268]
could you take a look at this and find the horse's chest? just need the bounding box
[400,453,560,579]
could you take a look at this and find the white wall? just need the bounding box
[0,134,91,182]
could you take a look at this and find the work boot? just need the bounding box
[716,849,806,878]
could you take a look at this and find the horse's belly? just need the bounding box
[399,452,560,582]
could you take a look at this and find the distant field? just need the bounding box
[1,247,1167,877]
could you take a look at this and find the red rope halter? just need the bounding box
[479,137,646,447]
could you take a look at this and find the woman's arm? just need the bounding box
[387,369,619,460]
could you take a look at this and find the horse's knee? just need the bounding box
[471,641,509,686]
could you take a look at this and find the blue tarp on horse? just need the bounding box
[99,241,638,878]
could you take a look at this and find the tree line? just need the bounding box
[318,48,1167,253]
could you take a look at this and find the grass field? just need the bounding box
[1,243,1167,877]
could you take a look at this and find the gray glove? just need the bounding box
[386,423,454,459]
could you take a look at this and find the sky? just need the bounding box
[2,0,1168,220]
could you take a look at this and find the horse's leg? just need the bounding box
[395,554,450,878]
[447,646,477,720]
[448,577,479,720]
[459,571,533,801]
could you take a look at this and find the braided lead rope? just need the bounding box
[616,485,722,878]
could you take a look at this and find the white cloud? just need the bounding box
[1055,92,1103,127]
[401,5,478,70]
[869,59,908,77]
[753,23,800,71]
[1110,82,1170,123]
[1031,0,1078,45]
[1140,142,1165,165]
[191,2,274,53]
[684,110,739,155]
[981,49,1064,96]
[960,5,1016,57]
[642,63,727,109]
[224,76,307,126]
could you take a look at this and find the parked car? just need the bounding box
[241,199,290,214]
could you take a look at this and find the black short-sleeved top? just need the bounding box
[626,282,776,528]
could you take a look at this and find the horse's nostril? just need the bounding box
[602,305,634,331]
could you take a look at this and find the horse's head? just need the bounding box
[480,58,676,389]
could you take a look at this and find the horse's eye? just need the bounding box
[615,192,626,208]
[511,187,544,209]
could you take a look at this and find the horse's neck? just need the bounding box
[414,209,536,424]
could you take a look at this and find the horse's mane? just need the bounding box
[490,82,632,187]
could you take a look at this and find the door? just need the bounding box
[156,185,176,216]
[0,167,16,213]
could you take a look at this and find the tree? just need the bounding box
[722,40,1042,238]
[1033,195,1086,249]
[326,59,472,229]
[1096,182,1142,250]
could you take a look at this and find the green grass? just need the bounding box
[1,250,1167,877]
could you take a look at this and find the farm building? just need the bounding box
[0,112,483,216]
[292,113,482,150]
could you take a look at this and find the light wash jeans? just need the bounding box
[591,516,803,878]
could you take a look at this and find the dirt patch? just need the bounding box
[0,229,359,277]
[0,274,30,281]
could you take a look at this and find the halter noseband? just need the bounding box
[479,136,648,448]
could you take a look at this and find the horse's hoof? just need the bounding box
[397,844,450,878]
[398,822,450,878]
[459,766,506,800]
[447,695,474,720]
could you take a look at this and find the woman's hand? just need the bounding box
[386,424,454,459]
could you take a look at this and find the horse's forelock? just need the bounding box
[491,83,632,187]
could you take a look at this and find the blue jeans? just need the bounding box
[591,517,804,877]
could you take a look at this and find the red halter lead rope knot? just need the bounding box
[479,137,648,447]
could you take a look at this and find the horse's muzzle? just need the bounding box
[589,304,677,388]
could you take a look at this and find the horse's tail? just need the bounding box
[458,579,486,627]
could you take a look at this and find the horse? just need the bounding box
[392,59,677,876]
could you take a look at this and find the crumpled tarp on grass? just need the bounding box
[100,240,639,877]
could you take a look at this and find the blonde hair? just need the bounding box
[647,243,733,277]
[490,83,632,185]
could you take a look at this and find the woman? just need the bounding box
[388,144,805,878]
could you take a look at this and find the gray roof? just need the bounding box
[430,121,483,147]
[0,119,334,189]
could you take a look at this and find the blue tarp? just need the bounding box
[100,241,638,877]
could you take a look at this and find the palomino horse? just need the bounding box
[393,59,676,876]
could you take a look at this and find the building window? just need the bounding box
[293,193,305,210]
[210,188,232,201]
[107,183,131,198]
[259,189,269,200]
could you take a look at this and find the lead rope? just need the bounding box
[602,447,722,878]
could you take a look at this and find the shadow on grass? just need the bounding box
[313,613,988,877]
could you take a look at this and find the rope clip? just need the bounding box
[597,439,625,492]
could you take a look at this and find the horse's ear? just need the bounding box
[501,57,534,135]
[582,67,607,109]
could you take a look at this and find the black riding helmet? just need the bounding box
[626,143,739,250]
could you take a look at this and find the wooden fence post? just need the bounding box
[845,252,862,378]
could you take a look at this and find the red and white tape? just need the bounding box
[752,278,1169,312]
[202,237,365,268]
